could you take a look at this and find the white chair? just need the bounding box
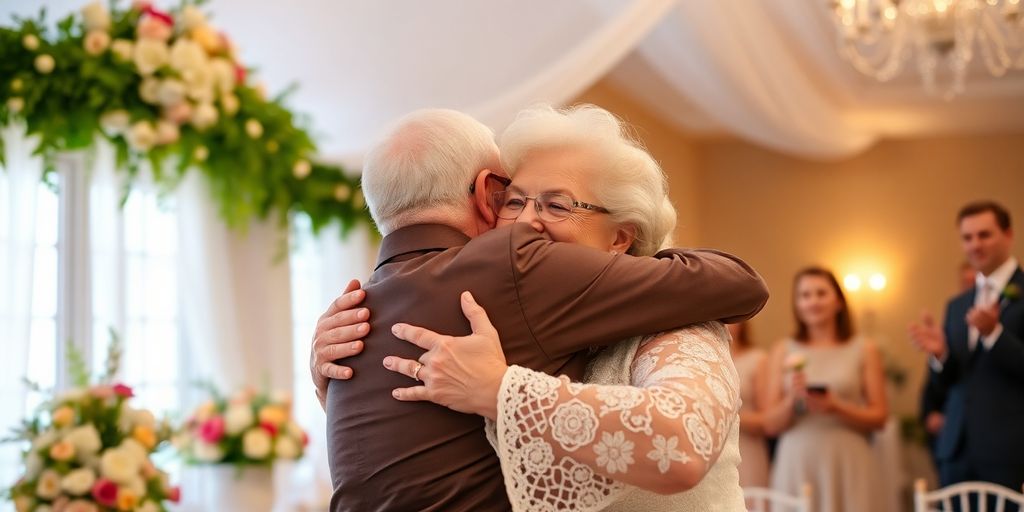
[914,478,1024,512]
[743,484,812,512]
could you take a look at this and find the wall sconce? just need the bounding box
[843,272,887,292]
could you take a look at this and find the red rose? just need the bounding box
[259,421,278,437]
[168,486,182,503]
[143,5,174,26]
[302,431,309,447]
[198,416,226,443]
[235,64,247,86]
[92,479,119,507]
[112,383,134,398]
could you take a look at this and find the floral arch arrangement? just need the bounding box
[0,1,373,236]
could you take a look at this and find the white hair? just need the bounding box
[498,104,676,256]
[362,109,499,234]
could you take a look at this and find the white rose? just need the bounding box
[120,439,149,465]
[133,38,169,75]
[126,121,157,151]
[61,468,97,496]
[137,78,160,105]
[245,119,263,138]
[292,160,311,179]
[22,34,39,51]
[57,387,87,404]
[169,39,206,74]
[35,469,62,500]
[190,102,218,131]
[210,58,236,94]
[34,55,55,74]
[7,97,24,113]
[31,430,58,451]
[193,145,209,162]
[334,184,351,201]
[180,5,207,31]
[24,451,43,480]
[110,39,133,61]
[224,404,254,435]
[65,424,102,455]
[181,63,215,103]
[274,436,300,459]
[13,496,33,512]
[156,120,179,145]
[192,440,224,462]
[220,93,239,116]
[156,79,186,107]
[35,506,52,512]
[131,409,157,430]
[126,475,146,497]
[100,446,141,484]
[81,1,111,32]
[99,110,130,136]
[241,428,272,460]
[83,30,110,55]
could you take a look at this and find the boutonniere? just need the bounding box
[1001,283,1021,307]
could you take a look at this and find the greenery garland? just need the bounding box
[0,0,374,237]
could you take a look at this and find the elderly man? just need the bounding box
[314,109,769,511]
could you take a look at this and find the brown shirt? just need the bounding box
[327,223,768,512]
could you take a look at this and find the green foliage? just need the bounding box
[0,1,377,240]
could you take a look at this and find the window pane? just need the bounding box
[30,246,57,317]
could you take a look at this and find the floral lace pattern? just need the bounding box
[489,322,740,512]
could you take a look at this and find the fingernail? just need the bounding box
[357,308,369,320]
[342,369,352,379]
[462,291,474,303]
[392,324,401,336]
[358,323,369,334]
[392,389,400,398]
[383,357,393,368]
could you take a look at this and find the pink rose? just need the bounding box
[137,16,173,41]
[168,486,181,503]
[259,421,278,438]
[235,64,247,85]
[112,383,134,398]
[163,102,193,124]
[198,416,225,443]
[91,479,118,507]
[91,385,114,399]
[142,5,174,26]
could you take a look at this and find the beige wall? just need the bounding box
[571,80,1024,414]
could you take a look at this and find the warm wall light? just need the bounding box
[844,274,863,292]
[868,273,887,291]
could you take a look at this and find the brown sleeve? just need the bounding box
[506,223,769,361]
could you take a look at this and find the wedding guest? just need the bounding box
[910,201,1024,509]
[727,321,771,489]
[762,267,888,512]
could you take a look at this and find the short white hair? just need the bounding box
[499,104,676,256]
[362,109,499,234]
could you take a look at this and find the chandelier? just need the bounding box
[828,0,1024,98]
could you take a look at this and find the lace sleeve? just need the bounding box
[489,322,741,512]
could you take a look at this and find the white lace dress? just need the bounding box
[485,322,746,512]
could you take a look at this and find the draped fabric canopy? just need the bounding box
[5,0,1024,164]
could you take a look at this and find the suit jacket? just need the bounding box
[933,266,1024,465]
[326,223,769,512]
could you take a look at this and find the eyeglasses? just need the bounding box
[490,189,611,223]
[469,172,512,194]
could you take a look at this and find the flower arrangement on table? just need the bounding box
[3,338,180,512]
[0,0,372,236]
[174,386,307,467]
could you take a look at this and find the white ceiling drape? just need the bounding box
[4,0,1022,165]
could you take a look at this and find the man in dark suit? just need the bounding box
[910,201,1024,503]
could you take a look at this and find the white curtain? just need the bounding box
[286,220,376,509]
[0,125,43,495]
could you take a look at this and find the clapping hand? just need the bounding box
[966,303,1000,337]
[909,311,947,360]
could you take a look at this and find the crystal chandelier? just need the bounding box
[828,0,1024,98]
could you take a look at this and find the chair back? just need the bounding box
[914,478,1024,512]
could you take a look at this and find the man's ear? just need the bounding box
[472,169,498,228]
[610,224,636,255]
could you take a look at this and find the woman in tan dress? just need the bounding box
[727,321,771,489]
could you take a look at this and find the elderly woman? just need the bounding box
[319,105,749,511]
